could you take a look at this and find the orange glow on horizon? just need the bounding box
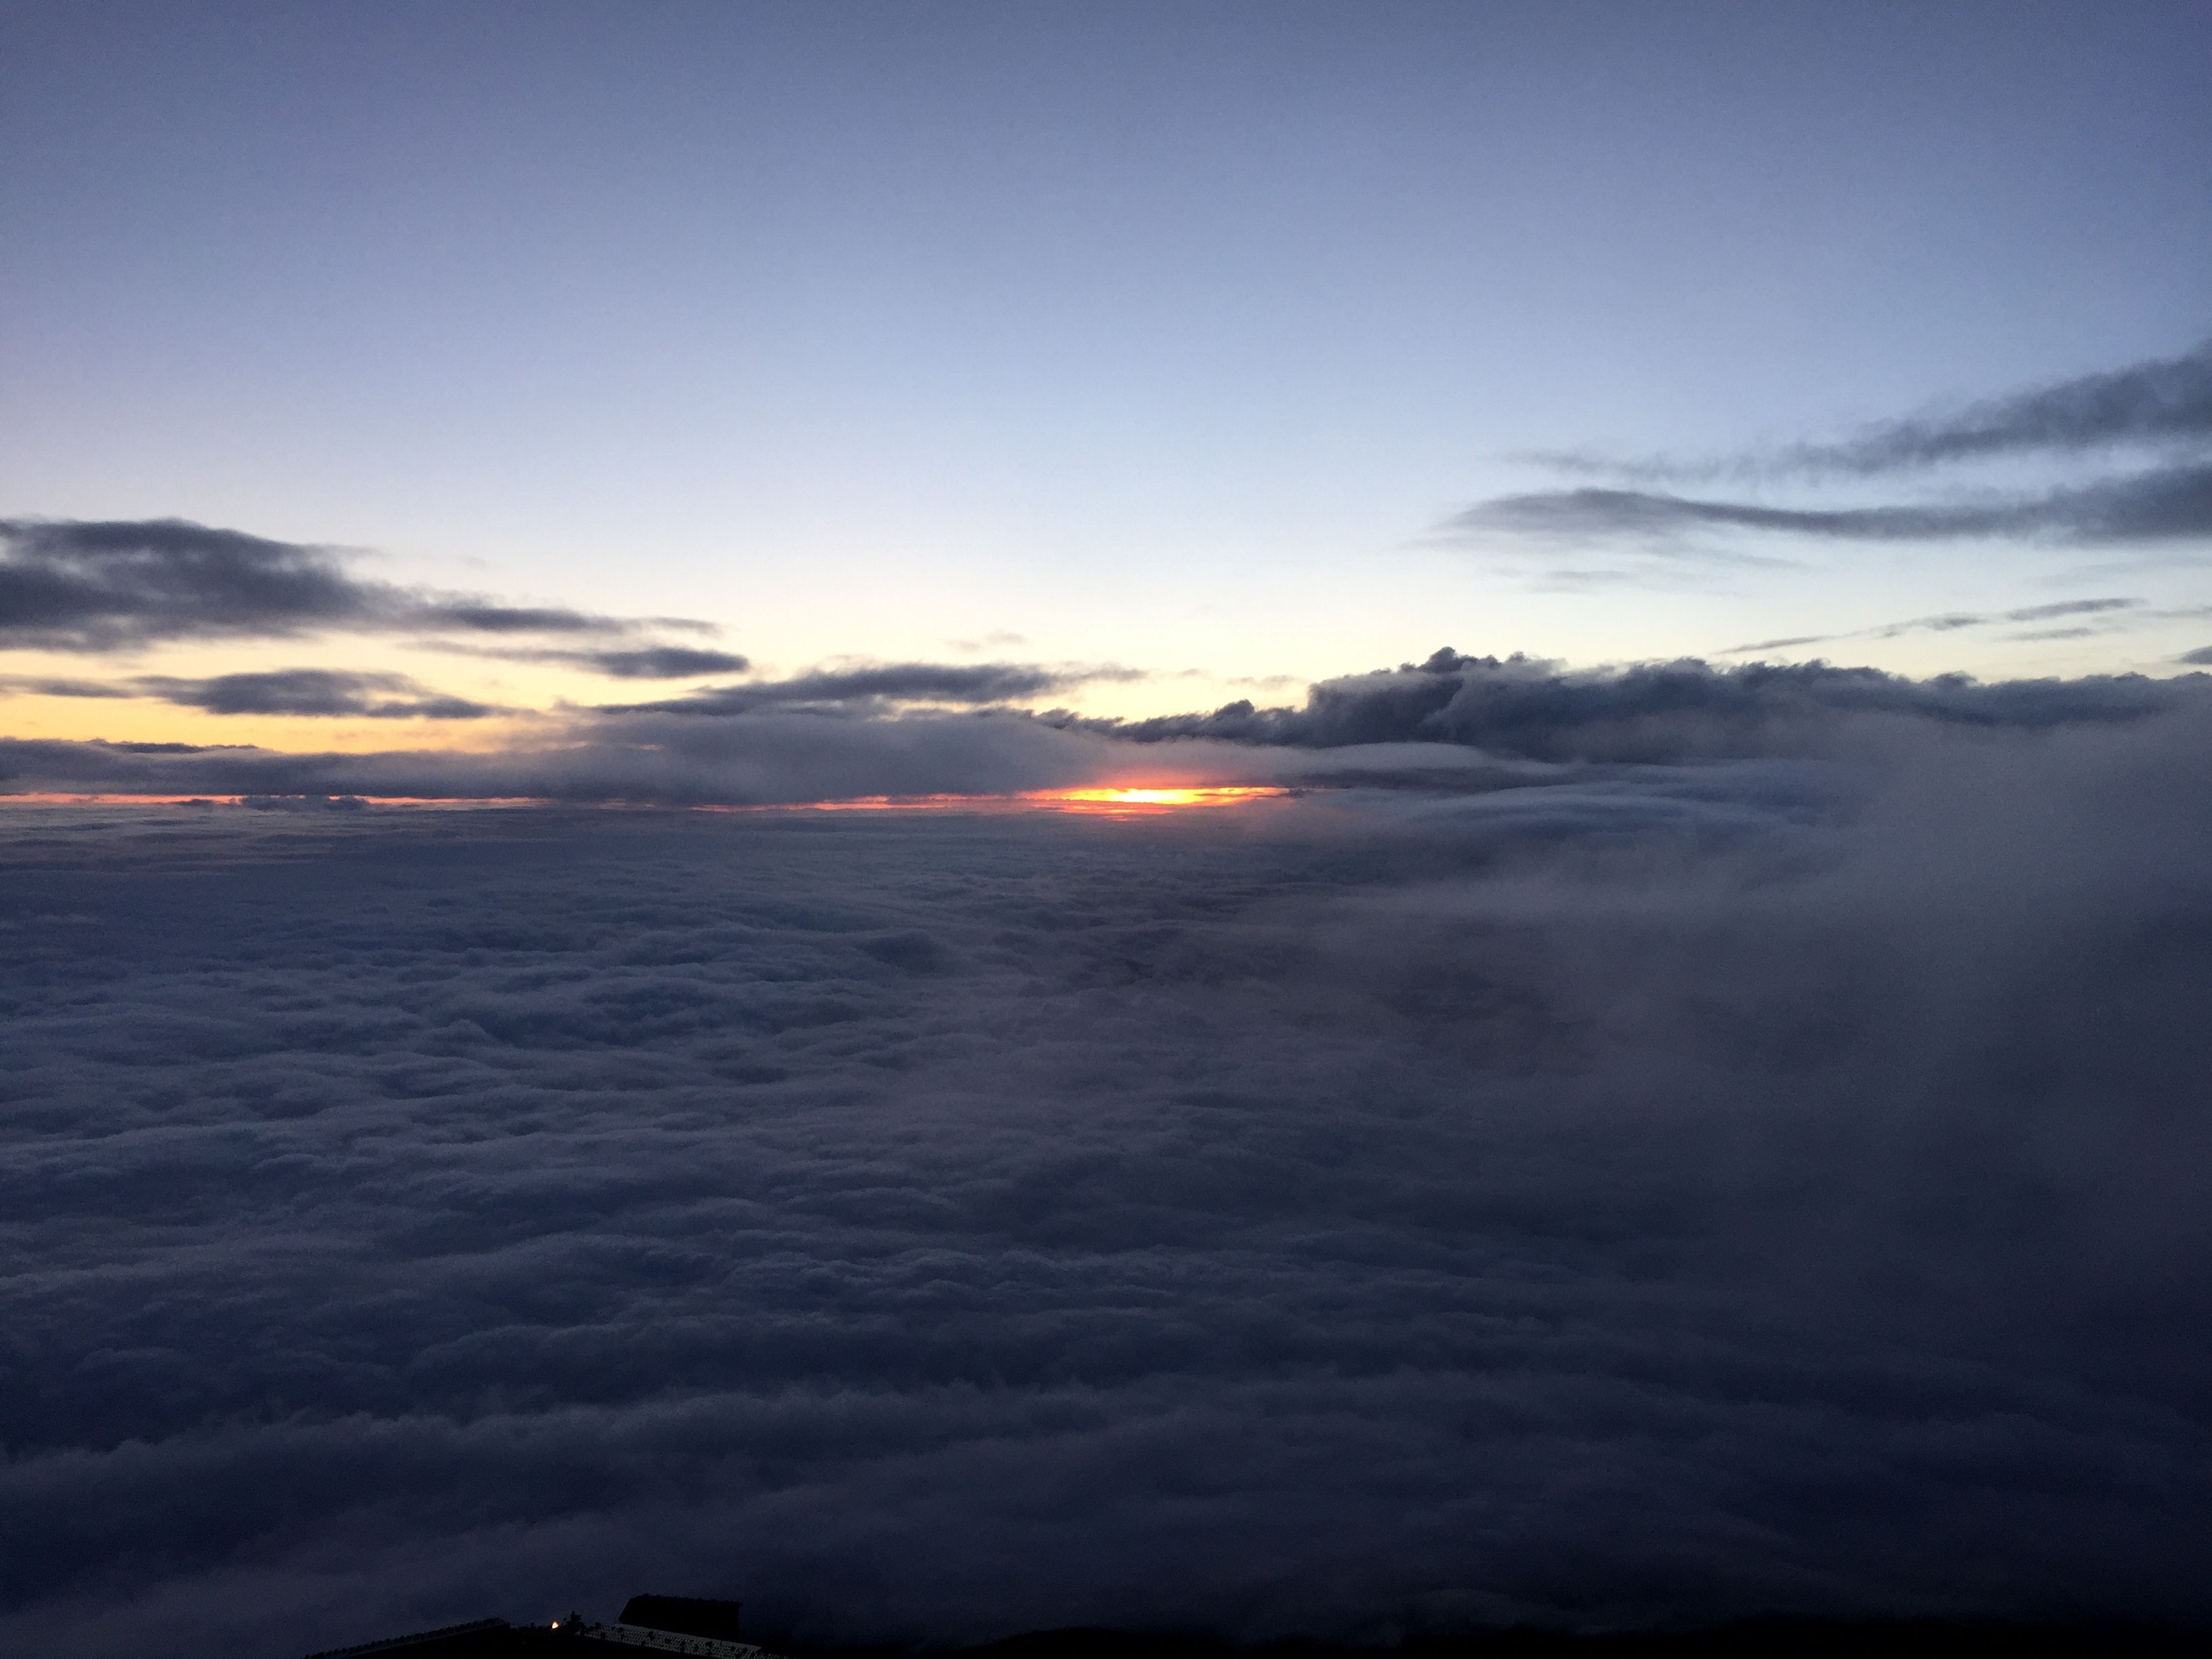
[1029,785,1282,811]
[0,793,551,808]
[1,786,1288,815]
[698,785,1288,815]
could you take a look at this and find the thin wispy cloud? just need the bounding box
[1459,344,2212,572]
[1450,461,2212,548]
[132,670,501,720]
[3,668,504,718]
[0,675,136,699]
[1528,338,2212,480]
[422,643,754,679]
[1716,598,2142,657]
[600,661,1147,718]
[1769,337,2212,474]
[947,631,1031,654]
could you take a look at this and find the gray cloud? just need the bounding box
[1449,461,2212,548]
[425,644,754,679]
[602,661,1145,717]
[2,668,499,718]
[0,705,1131,804]
[1532,339,2212,481]
[2007,597,2138,621]
[0,701,2207,1658]
[0,675,136,699]
[1472,344,2212,562]
[579,647,752,678]
[1771,337,2212,474]
[131,669,500,720]
[3,651,2206,802]
[947,631,1031,654]
[0,518,714,652]
[1072,649,2202,765]
[1717,597,2142,657]
[2181,646,2212,665]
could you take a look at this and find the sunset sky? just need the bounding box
[4,0,2209,768]
[6,9,2212,1659]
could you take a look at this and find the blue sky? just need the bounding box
[3,0,2209,747]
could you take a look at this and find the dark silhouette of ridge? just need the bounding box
[623,1597,746,1642]
[306,1613,2211,1659]
[741,1620,2212,1659]
[304,1595,761,1657]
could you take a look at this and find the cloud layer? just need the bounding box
[0,705,1128,805]
[2,697,2208,1659]
[6,649,2204,804]
[602,661,1146,718]
[1081,649,2201,764]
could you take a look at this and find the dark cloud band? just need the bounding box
[0,518,715,652]
[426,644,755,679]
[1530,339,2212,481]
[132,670,499,720]
[1774,337,2212,474]
[1072,649,2200,764]
[3,668,501,719]
[1473,343,2212,558]
[2,650,2205,803]
[600,661,1145,716]
[1450,460,2212,548]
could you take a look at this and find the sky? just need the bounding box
[3,0,2211,768]
[4,7,2212,1658]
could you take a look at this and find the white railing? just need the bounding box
[550,1620,784,1659]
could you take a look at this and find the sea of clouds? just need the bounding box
[4,686,2210,1659]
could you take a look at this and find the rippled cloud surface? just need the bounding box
[4,720,2209,1657]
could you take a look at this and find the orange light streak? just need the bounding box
[1,794,244,806]
[0,794,552,808]
[697,785,1288,815]
[1,787,1287,815]
[1027,786,1283,813]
